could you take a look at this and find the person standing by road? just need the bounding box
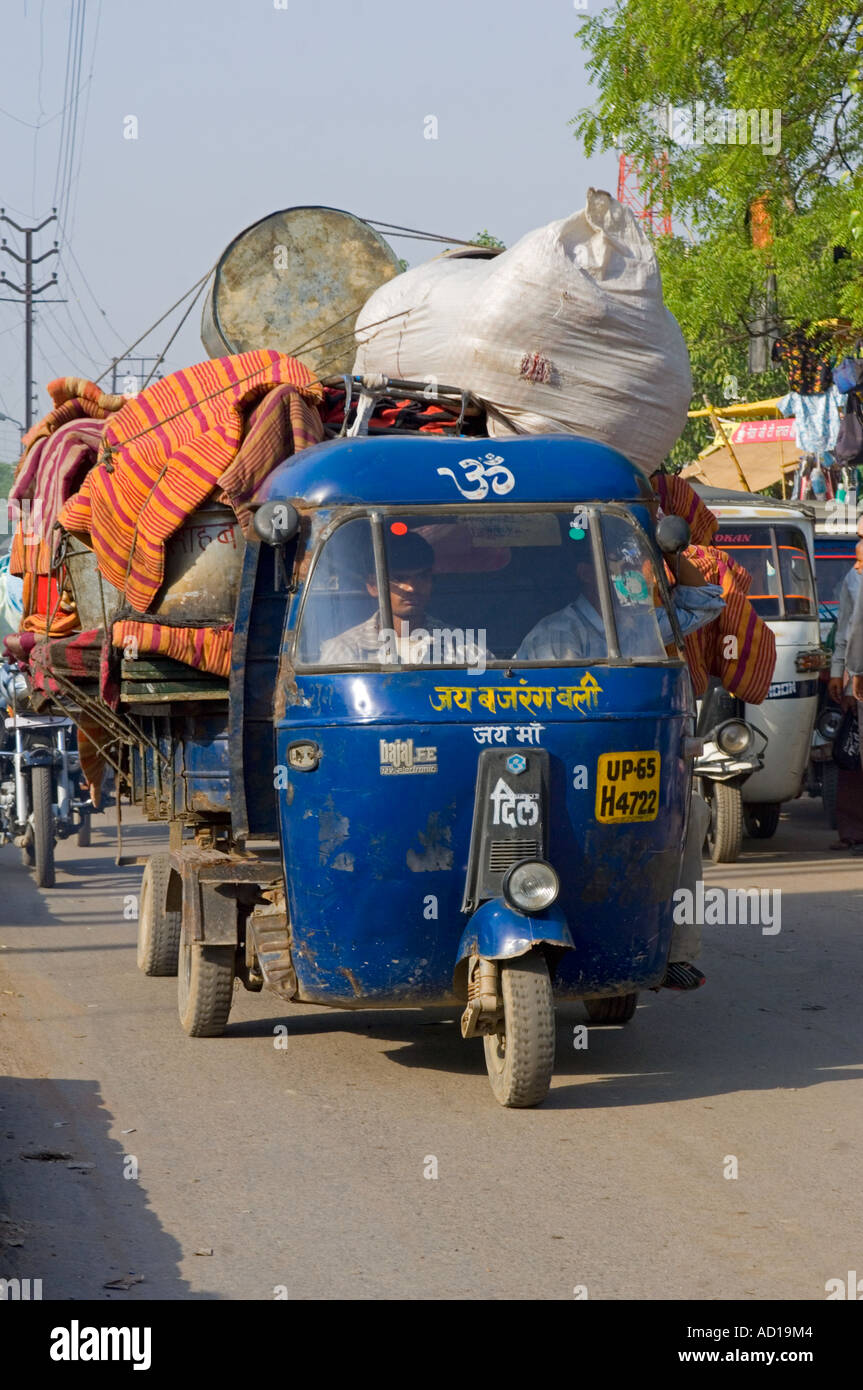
[828,540,863,849]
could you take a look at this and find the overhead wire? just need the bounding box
[35,302,104,374]
[95,266,217,385]
[55,1,87,235]
[143,278,210,387]
[64,0,100,246]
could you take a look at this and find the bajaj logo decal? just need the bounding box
[490,777,539,827]
[379,739,438,775]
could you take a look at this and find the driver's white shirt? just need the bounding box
[516,596,607,661]
[319,612,486,666]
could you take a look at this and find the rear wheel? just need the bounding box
[483,953,555,1108]
[821,763,839,831]
[584,992,638,1024]
[704,782,743,863]
[31,764,55,888]
[744,802,781,839]
[137,853,182,976]
[177,919,235,1037]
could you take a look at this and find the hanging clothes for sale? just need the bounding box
[777,386,846,455]
[772,327,834,394]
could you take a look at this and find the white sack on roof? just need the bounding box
[353,189,692,475]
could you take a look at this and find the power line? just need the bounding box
[55,2,87,235]
[95,266,216,385]
[33,324,65,379]
[143,278,209,386]
[64,0,101,246]
[35,301,103,373]
[56,218,125,347]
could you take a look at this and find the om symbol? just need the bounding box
[436,453,515,501]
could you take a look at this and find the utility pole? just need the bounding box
[0,208,65,431]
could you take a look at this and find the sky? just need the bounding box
[0,0,618,460]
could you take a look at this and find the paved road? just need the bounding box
[1,795,861,1301]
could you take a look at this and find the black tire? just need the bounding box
[137,854,182,976]
[76,814,91,848]
[483,952,555,1108]
[177,921,235,1037]
[584,992,639,1024]
[704,781,743,863]
[821,763,839,831]
[31,764,55,888]
[744,802,781,839]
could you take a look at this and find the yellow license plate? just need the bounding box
[595,751,660,823]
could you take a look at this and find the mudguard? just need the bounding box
[456,897,574,965]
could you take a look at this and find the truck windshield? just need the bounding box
[296,508,671,669]
[815,550,856,613]
[712,524,816,620]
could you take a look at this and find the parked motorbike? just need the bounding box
[806,676,843,829]
[0,666,94,887]
[695,682,767,863]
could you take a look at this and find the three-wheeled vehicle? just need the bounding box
[126,419,702,1107]
[694,487,824,840]
[0,667,94,888]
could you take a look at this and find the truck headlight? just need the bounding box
[502,860,559,914]
[716,720,753,756]
[817,707,843,739]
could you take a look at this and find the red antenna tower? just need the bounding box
[617,151,672,236]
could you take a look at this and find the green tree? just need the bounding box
[573,1,863,467]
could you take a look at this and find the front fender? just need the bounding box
[455,898,574,965]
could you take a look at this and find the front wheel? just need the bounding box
[177,920,235,1037]
[483,952,555,1108]
[704,781,743,863]
[744,802,781,839]
[31,764,55,888]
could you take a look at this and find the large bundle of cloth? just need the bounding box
[59,350,324,616]
[353,190,692,475]
[652,472,776,703]
[8,379,125,636]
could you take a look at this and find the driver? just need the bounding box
[515,550,724,661]
[514,557,608,661]
[319,530,487,667]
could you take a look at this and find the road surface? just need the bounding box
[1,796,861,1300]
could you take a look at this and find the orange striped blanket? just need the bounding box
[59,350,323,614]
[651,472,776,702]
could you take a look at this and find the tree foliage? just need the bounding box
[573,1,863,466]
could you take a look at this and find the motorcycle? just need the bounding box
[0,664,94,887]
[806,674,843,829]
[695,682,767,863]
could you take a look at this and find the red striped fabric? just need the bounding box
[60,351,323,613]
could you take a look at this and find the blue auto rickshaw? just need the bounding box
[132,427,698,1107]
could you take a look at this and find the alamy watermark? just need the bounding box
[377,626,487,675]
[666,102,782,156]
[673,881,781,935]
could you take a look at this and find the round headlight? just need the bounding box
[716,720,752,756]
[502,860,560,914]
[817,707,843,739]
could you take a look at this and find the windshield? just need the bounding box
[815,552,856,611]
[295,508,671,669]
[713,524,816,620]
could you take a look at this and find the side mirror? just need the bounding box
[656,515,691,555]
[252,501,300,546]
